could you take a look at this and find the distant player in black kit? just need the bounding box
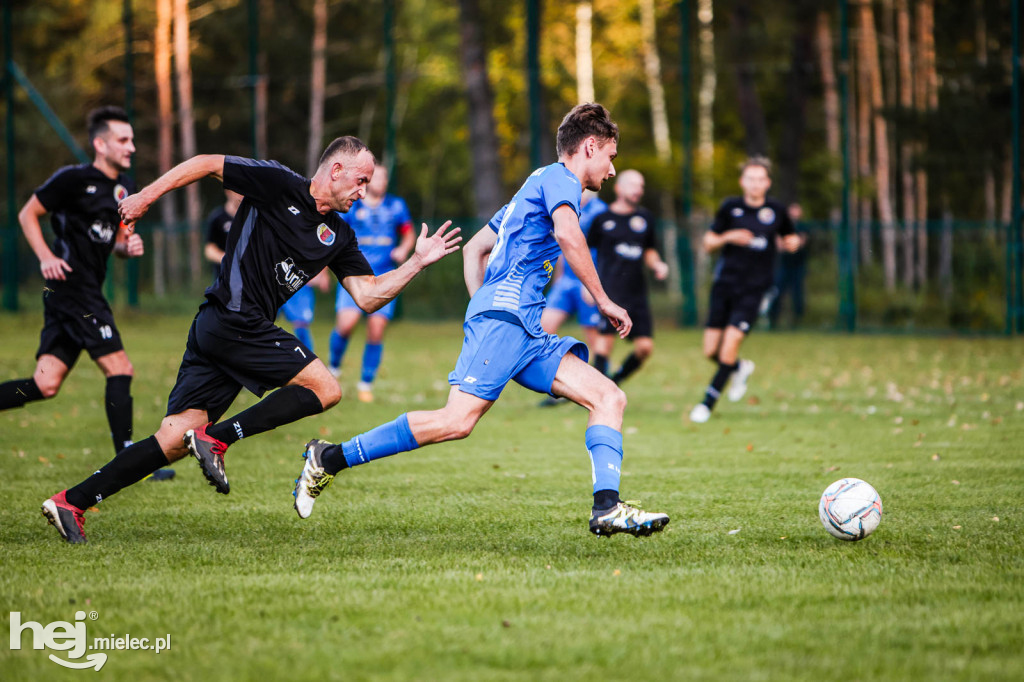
[689,157,800,423]
[41,136,461,543]
[587,170,668,384]
[203,188,242,282]
[0,106,159,463]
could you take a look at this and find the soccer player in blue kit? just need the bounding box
[294,104,670,537]
[327,163,415,402]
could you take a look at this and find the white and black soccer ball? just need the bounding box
[818,478,883,541]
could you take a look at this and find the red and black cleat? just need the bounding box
[184,423,230,494]
[41,490,88,544]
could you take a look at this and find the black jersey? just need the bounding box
[709,196,794,291]
[587,207,658,300]
[206,156,373,321]
[33,164,136,304]
[205,205,233,252]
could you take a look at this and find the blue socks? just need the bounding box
[294,326,314,353]
[585,425,623,497]
[361,343,383,384]
[328,413,419,471]
[329,330,349,369]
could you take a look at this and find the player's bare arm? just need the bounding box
[391,224,416,264]
[644,248,669,280]
[342,221,461,312]
[703,228,754,253]
[119,154,226,225]
[781,233,803,253]
[112,224,144,259]
[204,242,226,265]
[18,195,72,281]
[463,225,498,296]
[552,204,632,338]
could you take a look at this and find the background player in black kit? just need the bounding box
[587,169,668,384]
[203,188,242,283]
[0,106,160,464]
[40,136,461,543]
[689,158,800,424]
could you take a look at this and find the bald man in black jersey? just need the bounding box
[689,157,800,423]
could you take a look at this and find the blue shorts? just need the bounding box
[279,287,315,325]
[336,284,396,320]
[447,314,588,401]
[546,277,600,327]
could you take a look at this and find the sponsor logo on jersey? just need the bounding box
[86,185,97,195]
[88,220,115,244]
[288,206,301,216]
[757,207,776,224]
[629,215,647,233]
[602,219,616,231]
[113,184,129,202]
[317,223,336,246]
[731,207,744,217]
[275,257,308,293]
[748,236,768,251]
[614,243,644,260]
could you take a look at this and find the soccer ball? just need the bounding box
[818,478,883,541]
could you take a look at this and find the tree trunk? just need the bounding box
[855,11,874,267]
[640,0,680,301]
[858,0,897,291]
[174,0,201,285]
[306,0,327,176]
[457,0,503,219]
[575,2,594,103]
[154,0,175,296]
[816,8,842,226]
[976,0,997,239]
[896,0,915,289]
[778,5,813,204]
[696,0,716,286]
[914,0,936,286]
[729,1,768,155]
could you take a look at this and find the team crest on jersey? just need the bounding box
[113,184,129,202]
[757,207,776,224]
[275,257,308,293]
[602,219,616,231]
[731,207,744,217]
[317,223,336,246]
[629,215,648,233]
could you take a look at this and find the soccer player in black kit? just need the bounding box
[203,188,242,283]
[587,170,668,384]
[0,106,158,461]
[40,136,461,543]
[689,157,800,423]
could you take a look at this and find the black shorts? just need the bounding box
[705,281,764,334]
[166,302,316,422]
[597,297,654,339]
[36,295,124,368]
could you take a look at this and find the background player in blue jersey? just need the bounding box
[40,137,461,543]
[294,104,669,537]
[327,163,415,402]
[689,158,800,424]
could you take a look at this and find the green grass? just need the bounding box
[1,310,1022,681]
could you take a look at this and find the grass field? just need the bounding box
[1,309,1022,681]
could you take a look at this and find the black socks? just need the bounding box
[611,353,643,385]
[703,361,739,409]
[0,378,44,410]
[65,436,169,510]
[593,489,621,512]
[593,355,609,376]
[105,375,134,454]
[207,385,324,446]
[321,444,350,476]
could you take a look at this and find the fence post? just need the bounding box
[3,0,16,312]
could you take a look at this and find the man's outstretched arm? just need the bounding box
[341,221,461,313]
[119,155,226,225]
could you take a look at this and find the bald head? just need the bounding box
[614,169,645,207]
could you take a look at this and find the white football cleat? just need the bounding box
[689,403,711,423]
[727,359,755,402]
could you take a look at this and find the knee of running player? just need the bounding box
[155,414,203,461]
[31,373,62,399]
[591,381,627,422]
[634,338,654,361]
[312,380,342,410]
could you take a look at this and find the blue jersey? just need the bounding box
[465,163,583,336]
[561,196,607,284]
[339,195,413,274]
